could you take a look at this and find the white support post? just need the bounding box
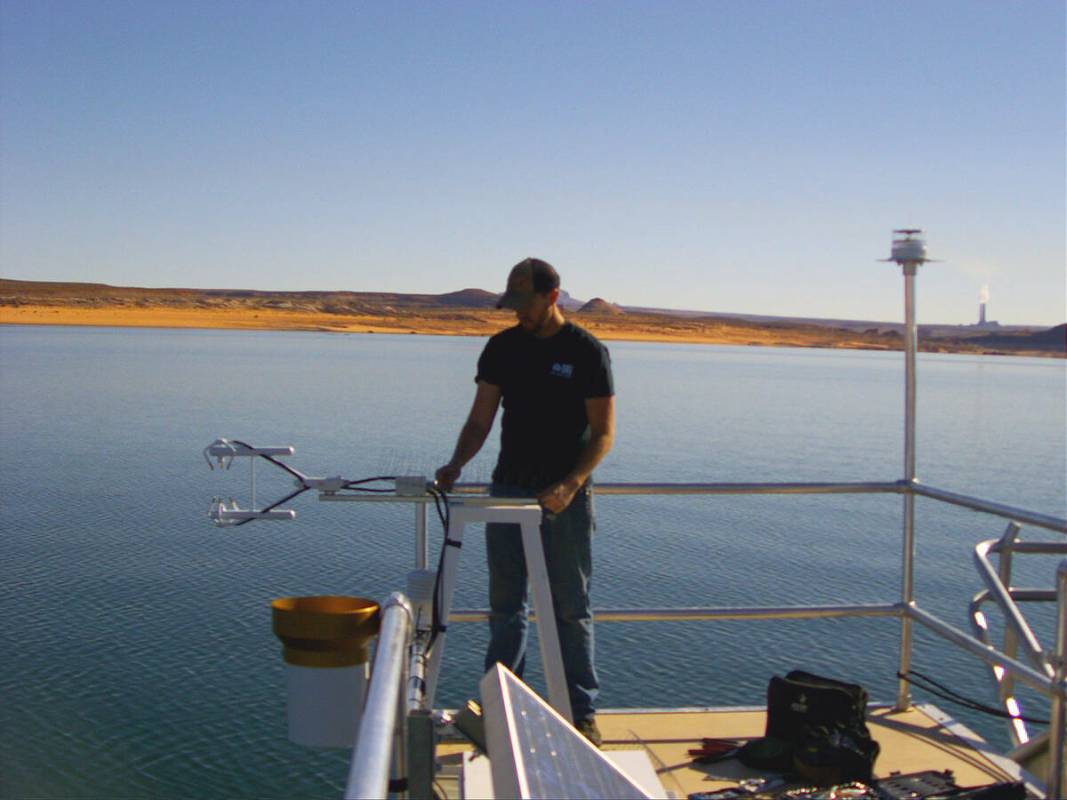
[415,503,428,570]
[423,502,573,723]
[515,507,574,723]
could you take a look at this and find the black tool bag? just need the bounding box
[758,670,880,783]
[766,670,867,741]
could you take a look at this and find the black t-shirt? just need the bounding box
[477,321,614,491]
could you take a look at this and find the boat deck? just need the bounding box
[435,702,1041,798]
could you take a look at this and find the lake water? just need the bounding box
[1,325,1063,798]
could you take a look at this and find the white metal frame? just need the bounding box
[423,501,574,723]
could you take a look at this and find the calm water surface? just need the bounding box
[1,326,1063,798]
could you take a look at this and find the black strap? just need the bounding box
[388,778,408,792]
[445,538,462,548]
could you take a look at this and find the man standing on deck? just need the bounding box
[435,257,615,747]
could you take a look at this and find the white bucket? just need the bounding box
[271,595,380,748]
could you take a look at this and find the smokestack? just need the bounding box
[978,284,989,326]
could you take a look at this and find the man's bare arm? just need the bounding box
[538,395,615,513]
[435,381,501,491]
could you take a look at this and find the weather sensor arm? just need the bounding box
[204,438,306,526]
[203,438,419,527]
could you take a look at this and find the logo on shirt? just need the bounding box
[550,362,574,379]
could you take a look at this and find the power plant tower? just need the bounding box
[978,285,990,326]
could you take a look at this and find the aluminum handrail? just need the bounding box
[441,597,1067,705]
[446,603,900,623]
[968,533,1067,753]
[911,483,1067,534]
[448,480,902,496]
[974,540,1058,677]
[325,478,1064,533]
[445,484,1066,791]
[439,482,1067,698]
[332,482,1067,796]
[906,604,1065,700]
[345,594,413,800]
[971,588,1057,747]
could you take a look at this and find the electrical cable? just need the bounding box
[229,439,307,482]
[898,669,1049,725]
[425,484,451,654]
[225,439,311,526]
[233,486,309,527]
[343,476,396,489]
[223,440,402,518]
[426,486,447,652]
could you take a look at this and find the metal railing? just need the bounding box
[968,522,1067,764]
[341,479,1067,798]
[345,594,413,800]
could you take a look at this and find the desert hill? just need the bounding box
[578,298,624,315]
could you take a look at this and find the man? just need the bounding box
[435,257,615,746]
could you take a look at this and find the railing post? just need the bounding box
[1047,560,1067,797]
[896,262,918,711]
[996,523,1027,746]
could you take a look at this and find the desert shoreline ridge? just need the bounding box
[1,279,1062,358]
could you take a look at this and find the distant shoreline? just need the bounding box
[1,303,1061,358]
[1,278,1061,357]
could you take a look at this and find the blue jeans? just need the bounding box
[484,482,598,722]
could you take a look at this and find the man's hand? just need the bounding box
[435,463,461,492]
[537,478,581,514]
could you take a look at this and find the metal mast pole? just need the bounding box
[896,261,919,710]
[886,230,931,712]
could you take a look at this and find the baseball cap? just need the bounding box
[496,258,561,310]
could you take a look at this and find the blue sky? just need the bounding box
[1,1,1063,325]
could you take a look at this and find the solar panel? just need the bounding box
[479,664,658,800]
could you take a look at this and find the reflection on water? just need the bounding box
[0,326,1063,798]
